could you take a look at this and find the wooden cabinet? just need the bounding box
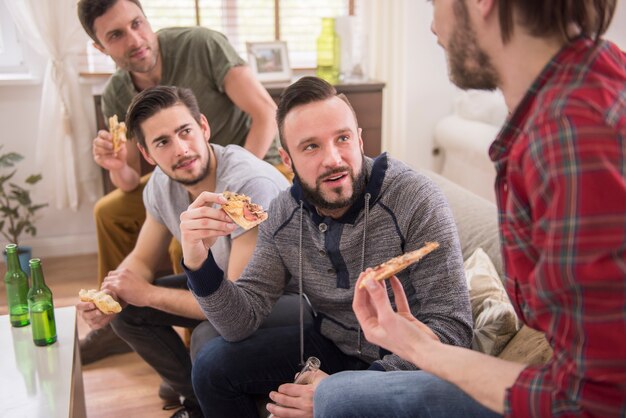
[265,80,385,157]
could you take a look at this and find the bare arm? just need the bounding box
[102,213,205,319]
[223,65,277,159]
[354,274,525,414]
[225,228,258,281]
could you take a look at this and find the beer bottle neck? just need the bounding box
[6,251,21,272]
[30,265,46,288]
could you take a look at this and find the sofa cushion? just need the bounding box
[465,248,519,356]
[424,169,503,277]
[452,89,508,127]
[497,325,553,365]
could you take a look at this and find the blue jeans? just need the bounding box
[314,370,503,418]
[192,325,369,418]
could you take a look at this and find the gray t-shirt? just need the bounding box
[143,144,289,276]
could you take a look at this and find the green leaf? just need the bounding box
[0,170,17,187]
[9,186,31,206]
[25,174,42,185]
[28,203,48,214]
[0,152,23,169]
[0,207,18,217]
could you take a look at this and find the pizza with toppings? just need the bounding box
[221,191,269,230]
[358,242,440,289]
[108,114,127,153]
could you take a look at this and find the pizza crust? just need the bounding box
[221,191,268,230]
[108,114,127,153]
[79,288,122,314]
[358,242,440,289]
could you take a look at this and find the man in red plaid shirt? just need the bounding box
[315,1,625,417]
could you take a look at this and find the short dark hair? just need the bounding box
[77,0,145,44]
[276,76,358,151]
[126,86,202,149]
[495,0,617,43]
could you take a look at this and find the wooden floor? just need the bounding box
[0,254,173,417]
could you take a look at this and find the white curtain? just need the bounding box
[360,0,409,158]
[6,0,100,210]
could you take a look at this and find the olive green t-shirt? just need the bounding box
[101,26,279,164]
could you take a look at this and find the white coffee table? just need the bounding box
[0,306,86,417]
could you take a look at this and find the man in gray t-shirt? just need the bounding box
[76,86,293,417]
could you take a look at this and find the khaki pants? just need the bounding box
[94,174,182,286]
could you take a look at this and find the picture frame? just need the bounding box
[246,41,292,83]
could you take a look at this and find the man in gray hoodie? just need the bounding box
[181,76,473,418]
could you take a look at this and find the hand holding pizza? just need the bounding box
[354,273,440,366]
[92,115,127,170]
[180,192,237,271]
[76,287,120,330]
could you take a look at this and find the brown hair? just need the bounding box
[276,76,358,151]
[77,0,145,44]
[496,0,617,43]
[126,86,202,149]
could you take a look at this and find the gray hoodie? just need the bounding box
[186,153,472,371]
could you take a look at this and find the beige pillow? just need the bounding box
[465,248,520,356]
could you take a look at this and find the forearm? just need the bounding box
[146,286,205,319]
[109,164,141,192]
[185,244,284,341]
[185,254,267,340]
[418,341,525,414]
[242,111,277,159]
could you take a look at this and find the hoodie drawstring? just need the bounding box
[357,192,371,355]
[298,200,305,365]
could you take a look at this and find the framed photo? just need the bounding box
[246,41,292,83]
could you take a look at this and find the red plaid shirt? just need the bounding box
[489,36,626,417]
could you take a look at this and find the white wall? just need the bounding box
[401,0,458,172]
[0,80,100,258]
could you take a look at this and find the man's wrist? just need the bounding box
[181,255,206,272]
[182,250,225,297]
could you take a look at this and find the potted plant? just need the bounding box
[0,146,47,275]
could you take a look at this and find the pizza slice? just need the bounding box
[221,191,269,230]
[108,114,127,153]
[79,288,122,314]
[358,242,440,289]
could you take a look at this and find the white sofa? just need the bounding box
[434,90,508,203]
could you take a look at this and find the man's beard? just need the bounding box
[293,155,367,212]
[169,150,211,186]
[447,1,499,90]
[120,39,159,73]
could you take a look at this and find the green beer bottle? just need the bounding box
[27,258,57,346]
[4,244,30,327]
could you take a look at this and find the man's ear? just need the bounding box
[357,127,364,154]
[279,147,292,170]
[200,114,211,143]
[137,143,156,166]
[92,40,107,55]
[474,0,496,19]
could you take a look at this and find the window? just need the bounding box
[0,1,26,73]
[85,0,357,71]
